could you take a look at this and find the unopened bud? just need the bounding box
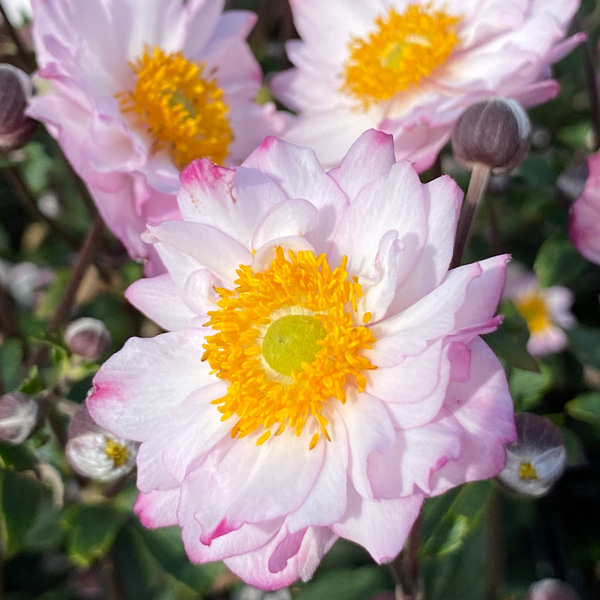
[498,413,566,497]
[0,392,38,445]
[66,404,137,482]
[64,318,111,361]
[0,64,37,153]
[452,98,531,173]
[528,579,580,600]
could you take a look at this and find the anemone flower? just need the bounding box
[273,0,582,171]
[88,130,515,589]
[503,263,575,357]
[571,150,600,265]
[29,0,286,273]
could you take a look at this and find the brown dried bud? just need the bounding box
[64,318,111,361]
[0,392,38,445]
[498,413,566,498]
[452,97,531,173]
[0,64,37,153]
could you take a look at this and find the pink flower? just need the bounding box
[570,150,600,264]
[503,263,575,357]
[29,0,286,273]
[273,0,583,171]
[88,130,515,589]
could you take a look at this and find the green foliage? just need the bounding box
[295,566,391,600]
[62,503,127,568]
[565,392,600,428]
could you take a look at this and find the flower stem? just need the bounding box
[450,162,491,268]
[29,215,105,367]
[389,515,423,600]
[0,2,36,72]
[575,15,600,151]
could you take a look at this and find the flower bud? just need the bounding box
[0,64,37,153]
[64,318,111,361]
[0,392,38,445]
[452,97,531,173]
[498,413,566,497]
[528,579,580,600]
[66,404,137,482]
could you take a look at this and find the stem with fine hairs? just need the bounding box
[451,162,491,268]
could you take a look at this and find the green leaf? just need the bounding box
[565,393,600,428]
[18,366,45,395]
[508,365,553,411]
[137,524,224,591]
[567,327,600,370]
[0,339,23,392]
[0,469,44,556]
[0,443,38,472]
[62,503,127,568]
[534,238,587,288]
[295,566,391,600]
[485,327,539,372]
[421,480,493,558]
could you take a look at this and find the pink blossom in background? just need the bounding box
[503,263,575,357]
[570,150,600,265]
[87,130,515,589]
[29,0,286,274]
[273,0,583,171]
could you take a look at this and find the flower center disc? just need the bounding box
[105,437,129,467]
[342,3,461,109]
[263,315,327,376]
[117,46,233,168]
[202,248,376,448]
[515,294,551,334]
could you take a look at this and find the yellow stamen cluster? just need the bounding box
[342,3,461,110]
[518,461,539,481]
[202,247,376,448]
[104,438,129,468]
[515,293,551,334]
[117,46,233,168]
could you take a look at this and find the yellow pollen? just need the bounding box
[104,438,129,468]
[117,46,233,168]
[342,3,462,110]
[518,461,539,481]
[202,247,377,447]
[515,293,551,335]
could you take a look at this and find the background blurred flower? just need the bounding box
[88,130,515,589]
[570,150,600,265]
[528,578,580,600]
[0,392,38,445]
[29,0,286,273]
[273,0,582,171]
[66,403,137,482]
[1,0,32,27]
[498,412,567,498]
[503,263,575,357]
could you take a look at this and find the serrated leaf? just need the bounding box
[421,480,493,558]
[0,469,44,556]
[62,503,127,568]
[137,523,224,591]
[565,393,600,428]
[534,238,587,288]
[295,566,391,600]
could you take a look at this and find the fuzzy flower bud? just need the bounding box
[452,98,531,173]
[64,318,111,361]
[498,413,566,497]
[0,64,37,153]
[528,579,580,600]
[0,392,38,445]
[66,404,137,482]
